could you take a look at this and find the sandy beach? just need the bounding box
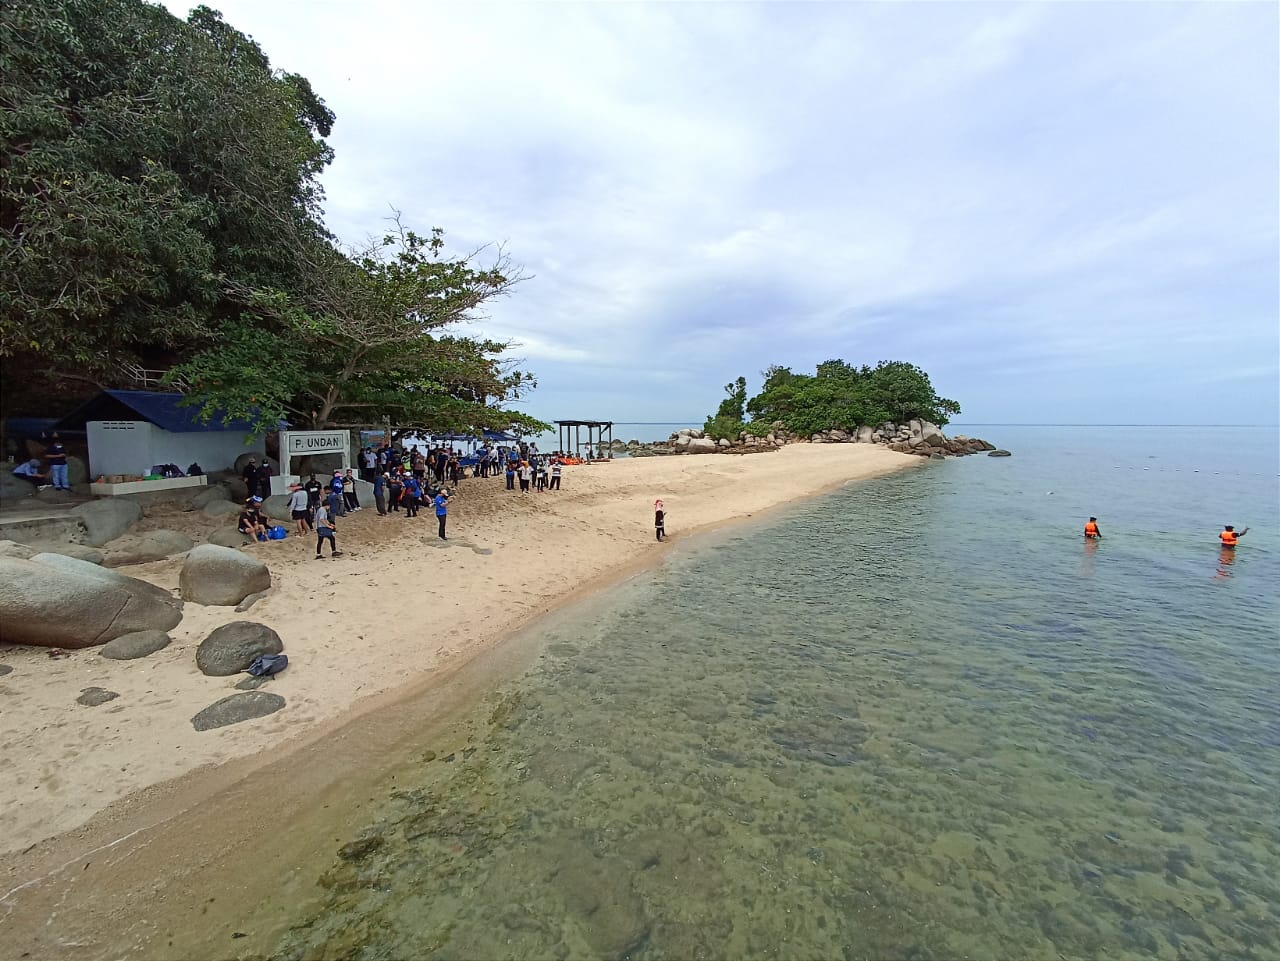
[0,443,914,958]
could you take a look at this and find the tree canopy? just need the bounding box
[705,360,960,439]
[0,0,544,436]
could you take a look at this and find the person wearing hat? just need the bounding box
[238,497,271,542]
[286,482,312,536]
[242,457,259,495]
[12,458,50,489]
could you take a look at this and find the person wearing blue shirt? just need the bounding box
[404,475,422,518]
[373,472,387,515]
[434,489,450,540]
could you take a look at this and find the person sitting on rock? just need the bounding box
[12,458,50,489]
[237,496,271,542]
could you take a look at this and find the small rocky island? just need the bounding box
[616,419,1006,459]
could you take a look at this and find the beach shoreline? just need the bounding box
[0,444,917,959]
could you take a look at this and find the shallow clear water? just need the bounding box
[270,427,1279,961]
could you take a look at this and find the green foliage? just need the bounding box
[170,222,546,435]
[1,0,546,436]
[0,0,335,383]
[708,360,960,439]
[702,414,745,441]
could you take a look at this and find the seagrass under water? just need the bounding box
[268,427,1279,960]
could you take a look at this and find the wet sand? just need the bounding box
[0,443,916,959]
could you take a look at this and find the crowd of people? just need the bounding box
[233,440,575,557]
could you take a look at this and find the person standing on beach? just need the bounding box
[654,499,666,541]
[44,433,70,491]
[505,458,516,491]
[518,461,532,493]
[304,473,322,510]
[373,472,387,515]
[1219,525,1248,547]
[313,501,343,558]
[434,488,450,540]
[404,474,422,518]
[287,483,311,536]
[549,459,562,490]
[1084,517,1102,539]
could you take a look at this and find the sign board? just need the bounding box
[284,430,348,455]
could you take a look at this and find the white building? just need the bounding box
[56,390,265,480]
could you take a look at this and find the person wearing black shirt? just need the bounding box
[304,474,322,510]
[45,433,70,491]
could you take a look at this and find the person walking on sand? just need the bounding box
[434,488,450,540]
[1084,517,1102,539]
[654,499,666,541]
[1219,524,1248,547]
[313,501,343,559]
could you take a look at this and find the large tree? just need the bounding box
[0,0,334,398]
[170,222,548,435]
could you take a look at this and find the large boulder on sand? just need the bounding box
[686,437,718,454]
[100,630,171,659]
[0,472,35,503]
[180,544,271,606]
[207,528,252,548]
[191,691,286,730]
[66,455,89,486]
[190,485,231,509]
[71,498,144,547]
[261,494,291,518]
[102,529,195,567]
[196,621,283,676]
[0,554,182,649]
[0,540,36,559]
[202,499,242,519]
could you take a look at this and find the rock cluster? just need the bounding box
[0,553,182,648]
[622,420,1001,459]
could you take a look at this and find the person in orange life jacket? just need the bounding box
[1219,525,1248,547]
[1084,517,1102,539]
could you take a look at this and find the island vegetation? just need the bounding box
[0,0,547,436]
[702,360,960,441]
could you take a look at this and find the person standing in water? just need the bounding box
[654,499,666,541]
[1219,525,1248,547]
[1084,517,1102,539]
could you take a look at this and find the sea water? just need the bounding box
[268,426,1279,960]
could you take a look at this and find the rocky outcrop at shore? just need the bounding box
[0,553,182,648]
[618,419,1001,459]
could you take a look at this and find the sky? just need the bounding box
[164,1,1279,426]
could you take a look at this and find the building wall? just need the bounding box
[154,428,264,474]
[87,421,155,476]
[87,421,264,477]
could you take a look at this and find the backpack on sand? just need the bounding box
[246,653,289,677]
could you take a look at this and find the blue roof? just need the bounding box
[56,390,258,433]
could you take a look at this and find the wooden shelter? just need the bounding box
[555,419,614,460]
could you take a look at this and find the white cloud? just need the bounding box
[163,0,1278,424]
